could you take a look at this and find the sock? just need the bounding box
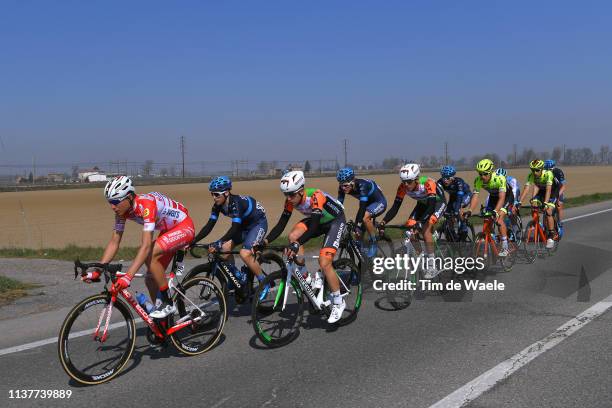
[257,274,265,282]
[331,290,342,305]
[501,236,508,250]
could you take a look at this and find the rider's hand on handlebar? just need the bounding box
[113,274,132,291]
[82,268,102,283]
[285,241,300,258]
[462,209,472,219]
[405,219,417,228]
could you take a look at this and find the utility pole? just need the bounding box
[444,141,449,165]
[32,156,36,186]
[513,144,517,166]
[180,135,186,179]
[562,144,566,163]
[343,139,348,167]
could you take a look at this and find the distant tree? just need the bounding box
[71,165,79,180]
[160,168,168,177]
[170,166,176,177]
[28,172,33,183]
[382,157,402,169]
[304,160,312,173]
[142,160,154,177]
[552,146,562,162]
[601,145,610,163]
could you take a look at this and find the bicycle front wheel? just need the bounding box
[333,257,363,325]
[58,294,135,385]
[252,270,304,348]
[170,277,227,355]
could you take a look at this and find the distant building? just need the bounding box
[78,167,107,182]
[47,173,66,183]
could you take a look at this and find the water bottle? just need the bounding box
[136,292,155,314]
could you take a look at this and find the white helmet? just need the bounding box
[280,170,305,193]
[104,175,135,201]
[399,163,420,181]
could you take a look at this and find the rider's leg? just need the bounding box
[144,242,172,304]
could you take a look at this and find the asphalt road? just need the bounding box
[1,201,611,408]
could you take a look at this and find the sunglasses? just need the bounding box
[531,169,542,173]
[402,179,417,184]
[108,198,124,205]
[340,183,353,189]
[284,191,300,198]
[478,171,492,176]
[211,192,227,198]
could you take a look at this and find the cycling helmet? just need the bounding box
[440,165,456,178]
[399,163,420,181]
[209,176,232,192]
[544,160,555,170]
[476,159,494,174]
[336,167,355,183]
[104,176,134,201]
[495,168,507,177]
[529,159,545,170]
[280,170,305,193]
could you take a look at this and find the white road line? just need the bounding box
[428,293,612,408]
[564,207,612,222]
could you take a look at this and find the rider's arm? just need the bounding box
[354,197,369,229]
[100,230,123,263]
[382,185,404,224]
[266,208,291,243]
[218,221,242,243]
[544,184,552,204]
[297,212,322,245]
[494,191,506,212]
[337,187,346,204]
[124,230,155,278]
[193,207,220,243]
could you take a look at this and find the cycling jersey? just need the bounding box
[552,168,566,185]
[115,192,189,233]
[209,194,266,226]
[382,177,446,225]
[396,177,446,202]
[266,188,344,246]
[194,194,267,248]
[473,174,508,196]
[438,177,472,213]
[337,178,386,206]
[285,188,344,224]
[525,170,558,189]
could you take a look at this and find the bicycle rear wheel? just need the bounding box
[524,220,545,260]
[252,270,304,348]
[384,242,417,310]
[170,277,227,355]
[58,294,135,385]
[474,233,493,271]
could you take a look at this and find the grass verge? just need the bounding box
[0,275,40,305]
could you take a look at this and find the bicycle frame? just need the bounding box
[476,216,501,258]
[526,206,547,244]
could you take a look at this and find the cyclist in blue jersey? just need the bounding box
[544,159,566,234]
[336,167,387,257]
[438,165,471,236]
[193,176,268,285]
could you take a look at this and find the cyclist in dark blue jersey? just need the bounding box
[193,176,268,284]
[336,167,387,257]
[545,159,566,234]
[438,165,472,237]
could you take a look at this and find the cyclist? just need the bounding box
[264,170,347,324]
[519,159,560,249]
[379,163,447,278]
[83,176,195,319]
[544,159,566,234]
[336,167,387,258]
[491,168,521,240]
[192,176,268,293]
[462,159,514,257]
[438,165,472,238]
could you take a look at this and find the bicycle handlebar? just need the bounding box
[74,260,122,282]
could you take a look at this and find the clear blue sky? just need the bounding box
[1,1,611,165]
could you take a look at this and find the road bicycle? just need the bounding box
[524,199,561,258]
[251,246,361,347]
[473,211,518,272]
[58,256,226,385]
[187,243,284,307]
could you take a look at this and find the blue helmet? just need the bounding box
[440,165,456,178]
[209,176,232,192]
[495,168,507,177]
[544,160,555,170]
[336,167,355,183]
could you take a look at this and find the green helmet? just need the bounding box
[529,159,544,170]
[476,158,494,174]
